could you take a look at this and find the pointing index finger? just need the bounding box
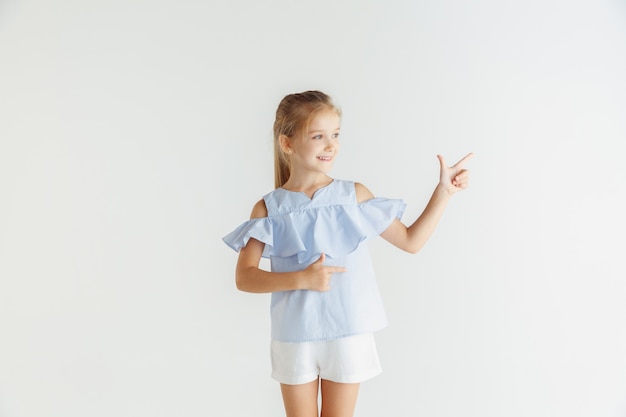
[452,152,474,168]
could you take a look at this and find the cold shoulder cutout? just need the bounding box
[249,198,268,219]
[354,181,375,203]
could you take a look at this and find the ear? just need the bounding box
[279,134,293,155]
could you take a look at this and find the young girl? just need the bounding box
[223,90,472,417]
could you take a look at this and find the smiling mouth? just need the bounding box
[317,156,333,161]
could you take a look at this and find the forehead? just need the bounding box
[308,109,341,132]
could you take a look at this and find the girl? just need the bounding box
[223,90,472,417]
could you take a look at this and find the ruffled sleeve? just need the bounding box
[222,198,406,264]
[222,217,274,258]
[355,197,406,238]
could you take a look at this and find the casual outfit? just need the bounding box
[223,179,405,384]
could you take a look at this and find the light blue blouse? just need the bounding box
[223,179,406,342]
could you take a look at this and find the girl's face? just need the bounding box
[289,108,341,175]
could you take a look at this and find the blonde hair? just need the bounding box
[273,90,342,188]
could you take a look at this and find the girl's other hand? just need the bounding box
[301,253,346,292]
[437,152,473,194]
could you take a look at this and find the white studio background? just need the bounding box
[1,0,625,416]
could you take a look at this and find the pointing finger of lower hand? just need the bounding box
[453,152,474,168]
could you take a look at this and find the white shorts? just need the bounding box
[270,333,382,385]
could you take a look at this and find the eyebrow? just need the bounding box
[308,127,341,133]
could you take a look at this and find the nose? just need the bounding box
[324,137,336,152]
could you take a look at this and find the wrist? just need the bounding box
[435,182,454,199]
[293,270,307,290]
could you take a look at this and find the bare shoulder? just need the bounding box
[249,198,268,219]
[354,182,375,203]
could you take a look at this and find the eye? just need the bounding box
[312,134,323,140]
[332,132,340,139]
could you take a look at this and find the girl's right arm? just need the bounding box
[235,199,346,293]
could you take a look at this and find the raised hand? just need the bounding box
[437,152,473,195]
[301,253,346,292]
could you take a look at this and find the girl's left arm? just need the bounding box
[357,153,473,254]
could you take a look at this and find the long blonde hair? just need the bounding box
[273,91,342,188]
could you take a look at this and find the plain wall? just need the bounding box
[1,0,625,416]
